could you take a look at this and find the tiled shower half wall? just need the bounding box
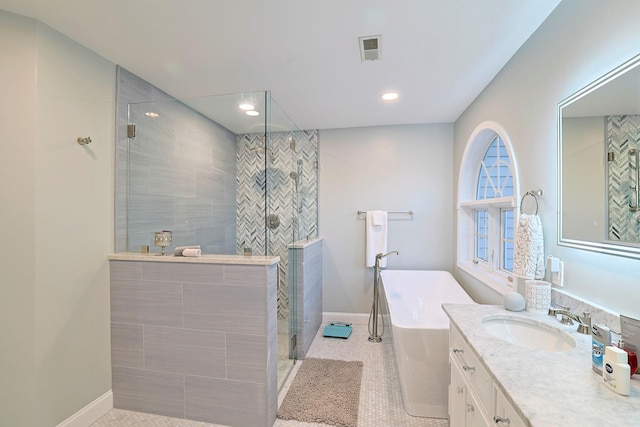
[607,114,640,242]
[115,67,319,321]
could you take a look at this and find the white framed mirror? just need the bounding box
[558,53,640,258]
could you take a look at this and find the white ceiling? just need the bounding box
[0,0,561,131]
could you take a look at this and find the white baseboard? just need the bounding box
[323,311,369,325]
[56,390,113,427]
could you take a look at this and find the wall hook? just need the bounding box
[77,137,92,145]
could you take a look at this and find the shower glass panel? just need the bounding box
[125,91,314,390]
[126,94,239,253]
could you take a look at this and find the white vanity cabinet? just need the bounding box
[449,323,527,427]
[445,304,640,426]
[493,387,526,427]
[449,362,488,427]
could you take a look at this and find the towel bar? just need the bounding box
[357,210,413,215]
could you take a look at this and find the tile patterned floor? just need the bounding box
[92,324,448,427]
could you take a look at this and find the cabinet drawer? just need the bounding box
[450,324,493,413]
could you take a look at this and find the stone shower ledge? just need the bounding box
[108,252,279,266]
[288,236,323,249]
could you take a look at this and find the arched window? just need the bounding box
[457,122,520,294]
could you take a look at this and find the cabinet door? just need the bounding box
[449,362,467,427]
[494,386,526,427]
[466,399,489,427]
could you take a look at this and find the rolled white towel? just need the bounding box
[182,248,202,257]
[174,245,201,256]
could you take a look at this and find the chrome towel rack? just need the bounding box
[357,210,413,215]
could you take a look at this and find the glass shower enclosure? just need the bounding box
[122,91,318,389]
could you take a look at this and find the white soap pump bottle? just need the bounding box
[602,345,631,396]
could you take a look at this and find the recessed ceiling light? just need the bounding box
[245,110,260,117]
[145,112,159,117]
[381,92,399,101]
[239,103,255,111]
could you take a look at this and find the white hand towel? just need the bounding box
[365,210,388,268]
[182,248,202,257]
[371,210,385,226]
[513,213,545,279]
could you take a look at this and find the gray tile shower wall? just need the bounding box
[288,238,323,359]
[109,259,278,427]
[115,67,237,254]
[115,66,320,331]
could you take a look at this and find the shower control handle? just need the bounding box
[268,214,280,229]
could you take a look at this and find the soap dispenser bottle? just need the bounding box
[603,346,631,396]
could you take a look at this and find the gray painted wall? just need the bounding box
[561,116,605,242]
[453,0,640,319]
[0,10,114,426]
[319,124,454,313]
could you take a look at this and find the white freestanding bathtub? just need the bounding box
[379,270,475,418]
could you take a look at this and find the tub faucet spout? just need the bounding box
[376,250,399,260]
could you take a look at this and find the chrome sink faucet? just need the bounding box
[548,306,591,334]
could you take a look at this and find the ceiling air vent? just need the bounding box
[359,35,381,61]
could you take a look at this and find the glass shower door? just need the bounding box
[265,93,300,389]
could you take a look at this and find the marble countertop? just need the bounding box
[108,252,279,266]
[443,304,640,426]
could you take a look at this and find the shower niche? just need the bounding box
[115,68,318,392]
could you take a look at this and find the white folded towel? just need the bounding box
[513,213,545,279]
[371,210,385,226]
[365,210,388,268]
[182,248,202,257]
[174,245,201,256]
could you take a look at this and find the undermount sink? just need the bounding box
[481,314,576,352]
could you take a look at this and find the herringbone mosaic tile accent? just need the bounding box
[607,115,640,242]
[236,130,319,320]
